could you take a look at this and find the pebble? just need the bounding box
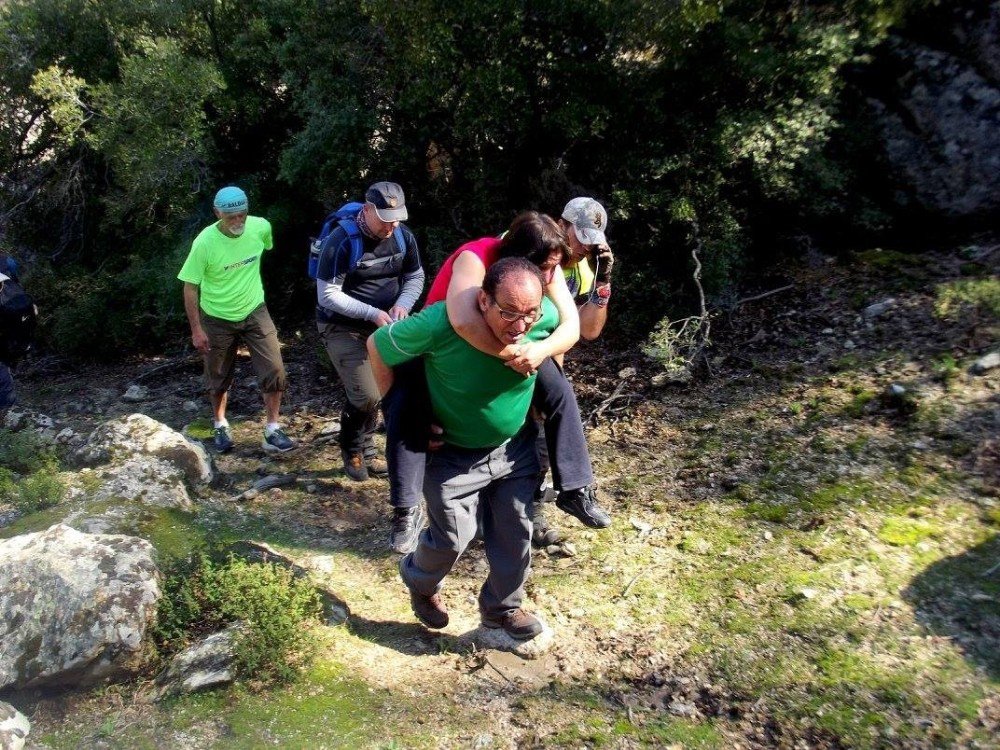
[122,384,149,402]
[630,518,653,534]
[971,351,999,374]
[863,299,895,319]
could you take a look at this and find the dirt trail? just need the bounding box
[9,244,1000,748]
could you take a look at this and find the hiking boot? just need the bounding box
[366,455,389,476]
[409,590,449,629]
[213,425,234,453]
[555,486,612,529]
[530,502,562,548]
[482,608,543,641]
[342,451,369,481]
[262,428,295,453]
[362,435,388,475]
[389,505,425,555]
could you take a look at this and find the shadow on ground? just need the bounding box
[902,533,1000,679]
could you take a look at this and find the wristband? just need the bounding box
[593,283,610,307]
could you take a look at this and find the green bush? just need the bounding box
[934,278,1000,322]
[12,467,66,513]
[0,428,57,474]
[0,430,66,513]
[155,554,322,684]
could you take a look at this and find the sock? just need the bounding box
[265,422,280,436]
[214,419,229,429]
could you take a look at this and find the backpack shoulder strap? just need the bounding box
[332,218,365,277]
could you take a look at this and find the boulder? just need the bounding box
[0,524,160,690]
[0,702,29,750]
[76,414,212,486]
[868,26,1000,219]
[84,457,194,511]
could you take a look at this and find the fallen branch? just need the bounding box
[134,353,201,382]
[484,656,514,684]
[732,284,795,308]
[618,566,649,600]
[589,380,629,425]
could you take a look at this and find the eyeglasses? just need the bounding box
[490,298,541,324]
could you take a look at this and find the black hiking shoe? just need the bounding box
[481,608,543,640]
[389,505,425,555]
[213,425,234,453]
[262,428,295,453]
[530,498,562,548]
[555,486,611,529]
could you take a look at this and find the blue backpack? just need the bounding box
[307,202,404,280]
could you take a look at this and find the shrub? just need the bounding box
[13,467,66,513]
[0,428,57,474]
[155,554,322,684]
[933,278,1000,321]
[0,430,65,514]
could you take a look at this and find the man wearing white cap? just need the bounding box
[178,185,295,454]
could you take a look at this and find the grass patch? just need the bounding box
[878,516,939,546]
[840,389,877,418]
[182,417,214,440]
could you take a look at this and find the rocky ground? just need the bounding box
[2,242,998,749]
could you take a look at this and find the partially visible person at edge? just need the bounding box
[368,257,556,640]
[178,186,295,454]
[530,197,615,546]
[382,211,610,556]
[315,181,424,482]
[0,254,34,424]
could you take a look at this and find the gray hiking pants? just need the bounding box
[399,423,538,620]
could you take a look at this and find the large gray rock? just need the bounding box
[0,702,30,750]
[76,414,212,486]
[84,457,194,511]
[869,12,1000,219]
[0,524,160,690]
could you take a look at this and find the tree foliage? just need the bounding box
[0,0,939,356]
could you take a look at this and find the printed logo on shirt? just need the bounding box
[223,255,259,271]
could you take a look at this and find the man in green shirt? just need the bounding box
[367,257,556,640]
[178,186,295,453]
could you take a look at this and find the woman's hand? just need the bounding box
[504,341,547,375]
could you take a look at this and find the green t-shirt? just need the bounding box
[373,299,558,449]
[177,216,273,321]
